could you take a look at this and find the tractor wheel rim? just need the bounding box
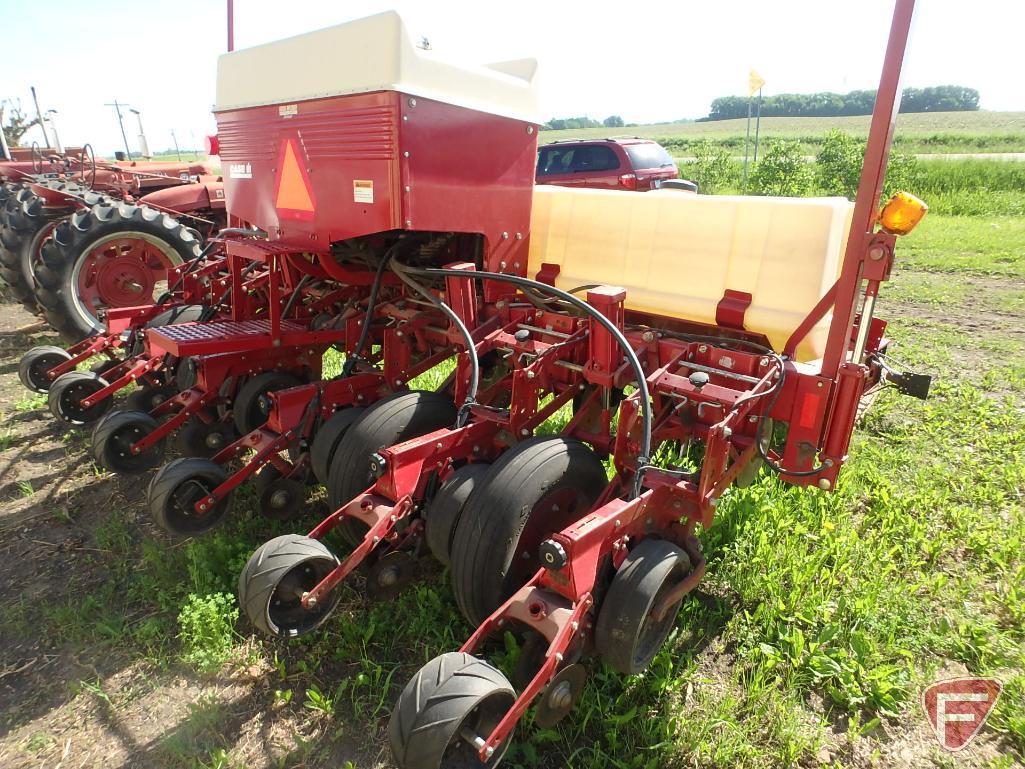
[72,233,182,326]
[26,220,59,280]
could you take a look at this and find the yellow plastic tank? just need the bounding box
[527,186,854,362]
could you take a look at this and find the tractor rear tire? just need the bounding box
[594,538,691,675]
[0,192,65,314]
[449,437,607,626]
[33,203,201,343]
[388,652,514,769]
[424,463,491,567]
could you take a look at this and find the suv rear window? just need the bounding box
[537,144,620,176]
[624,142,675,170]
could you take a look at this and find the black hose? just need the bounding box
[753,357,834,478]
[158,226,265,307]
[281,274,312,319]
[341,247,395,377]
[391,261,480,427]
[636,325,829,476]
[405,265,652,498]
[199,259,261,322]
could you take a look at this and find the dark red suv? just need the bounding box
[535,137,681,191]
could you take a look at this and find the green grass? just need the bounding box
[104,152,207,163]
[899,214,1025,277]
[677,155,1025,216]
[911,159,1025,216]
[540,110,1025,156]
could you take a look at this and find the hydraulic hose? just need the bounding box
[341,247,395,377]
[402,265,652,498]
[752,358,834,478]
[390,260,480,427]
[281,274,312,319]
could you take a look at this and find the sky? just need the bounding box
[3,0,1024,157]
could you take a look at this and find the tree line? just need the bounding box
[543,115,626,131]
[702,85,979,121]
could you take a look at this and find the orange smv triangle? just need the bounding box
[274,138,316,220]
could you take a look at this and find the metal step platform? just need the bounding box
[147,319,342,356]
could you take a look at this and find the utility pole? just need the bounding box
[171,129,182,161]
[30,86,51,148]
[45,110,63,154]
[105,100,133,159]
[129,108,150,158]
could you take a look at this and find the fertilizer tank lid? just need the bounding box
[213,10,542,123]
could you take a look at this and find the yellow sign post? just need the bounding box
[743,69,766,190]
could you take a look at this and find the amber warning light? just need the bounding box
[880,191,928,235]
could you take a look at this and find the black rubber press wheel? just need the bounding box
[326,391,455,547]
[232,371,303,435]
[18,345,72,393]
[253,465,306,521]
[125,383,178,413]
[238,534,340,638]
[449,437,606,626]
[175,416,237,458]
[424,463,491,567]
[594,538,692,675]
[47,371,113,425]
[308,407,365,486]
[388,652,515,769]
[148,457,230,537]
[91,410,165,473]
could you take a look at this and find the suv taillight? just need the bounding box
[618,173,637,190]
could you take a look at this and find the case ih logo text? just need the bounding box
[229,163,252,179]
[922,678,1001,751]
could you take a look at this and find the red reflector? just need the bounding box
[619,173,637,190]
[798,392,821,429]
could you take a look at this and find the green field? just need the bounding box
[541,110,1025,155]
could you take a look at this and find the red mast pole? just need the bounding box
[820,0,916,378]
[227,0,235,52]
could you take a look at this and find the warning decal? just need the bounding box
[353,180,374,203]
[274,138,316,220]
